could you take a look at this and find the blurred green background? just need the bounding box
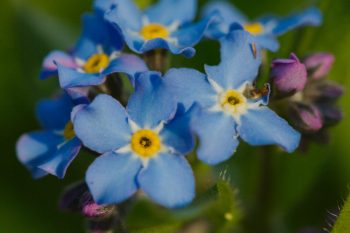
[0,0,349,232]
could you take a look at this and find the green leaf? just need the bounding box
[331,194,350,233]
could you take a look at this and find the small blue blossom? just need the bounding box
[73,72,195,208]
[202,1,322,51]
[104,0,216,57]
[16,94,83,179]
[41,13,147,89]
[161,30,301,165]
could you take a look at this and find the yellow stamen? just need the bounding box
[140,24,170,41]
[63,121,75,140]
[243,22,264,35]
[220,90,247,114]
[83,53,109,73]
[131,129,161,158]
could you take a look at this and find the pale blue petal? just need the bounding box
[105,2,142,32]
[238,107,301,152]
[73,94,131,153]
[138,153,195,208]
[145,0,196,25]
[40,50,77,79]
[205,30,261,89]
[127,72,177,128]
[202,1,247,24]
[36,93,74,130]
[38,137,81,179]
[86,152,142,204]
[57,64,105,88]
[162,68,216,111]
[254,35,279,52]
[192,108,239,165]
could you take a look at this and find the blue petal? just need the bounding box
[263,7,322,36]
[237,107,301,152]
[75,13,123,59]
[105,2,142,32]
[40,51,77,79]
[127,72,177,128]
[102,53,148,82]
[192,108,239,165]
[160,105,195,154]
[94,0,117,15]
[202,1,247,25]
[73,94,131,153]
[36,93,74,130]
[254,35,279,52]
[16,131,64,178]
[57,64,105,88]
[86,152,142,204]
[38,137,81,179]
[171,14,215,50]
[145,0,196,25]
[205,30,261,89]
[138,153,195,208]
[162,68,216,111]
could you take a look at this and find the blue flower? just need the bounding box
[202,1,322,51]
[41,13,147,88]
[161,30,301,165]
[73,72,195,208]
[16,94,83,179]
[104,0,216,58]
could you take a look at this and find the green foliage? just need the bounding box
[331,194,350,233]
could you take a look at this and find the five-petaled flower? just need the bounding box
[202,1,322,51]
[161,30,301,165]
[104,0,216,57]
[16,94,83,179]
[73,72,195,208]
[41,12,147,89]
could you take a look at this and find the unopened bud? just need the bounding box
[303,52,334,79]
[289,103,323,133]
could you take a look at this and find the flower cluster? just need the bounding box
[17,0,334,211]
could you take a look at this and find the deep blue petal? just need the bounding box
[73,94,131,153]
[36,93,74,130]
[38,137,81,179]
[262,7,322,36]
[75,13,123,59]
[205,30,261,89]
[101,53,148,82]
[160,105,195,154]
[162,68,216,111]
[238,107,301,152]
[94,0,116,15]
[127,72,177,128]
[192,108,239,165]
[145,0,196,25]
[57,64,105,88]
[138,153,195,208]
[86,152,142,204]
[16,131,64,178]
[138,38,196,57]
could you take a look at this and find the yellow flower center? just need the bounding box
[63,121,75,140]
[131,129,161,158]
[83,53,109,73]
[243,22,264,35]
[220,90,247,114]
[140,24,170,41]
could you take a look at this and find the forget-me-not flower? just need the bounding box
[161,30,301,165]
[104,0,216,58]
[16,94,83,178]
[41,13,147,89]
[73,72,195,208]
[202,1,322,51]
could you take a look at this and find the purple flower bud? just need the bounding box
[80,192,115,219]
[271,53,307,94]
[317,104,343,125]
[289,103,323,132]
[303,52,335,79]
[305,80,344,102]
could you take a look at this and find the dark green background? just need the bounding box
[0,0,349,232]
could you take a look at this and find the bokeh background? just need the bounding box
[1,0,350,232]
